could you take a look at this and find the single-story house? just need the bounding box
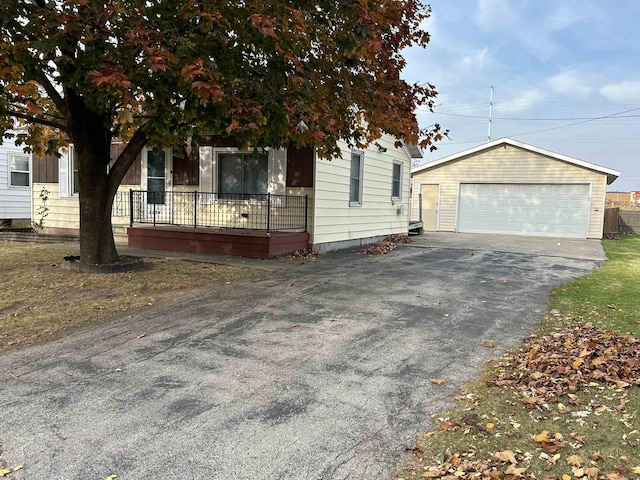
[32,134,420,257]
[0,135,31,227]
[410,138,620,239]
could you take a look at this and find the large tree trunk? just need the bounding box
[75,130,120,265]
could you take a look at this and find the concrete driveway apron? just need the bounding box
[0,241,602,479]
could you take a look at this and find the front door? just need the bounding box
[143,148,172,223]
[420,184,439,231]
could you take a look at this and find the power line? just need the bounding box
[423,108,640,121]
[509,106,640,138]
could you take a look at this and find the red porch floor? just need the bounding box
[127,226,309,259]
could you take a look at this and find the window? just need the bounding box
[218,152,268,199]
[391,161,402,199]
[349,151,364,206]
[9,154,30,187]
[146,150,167,204]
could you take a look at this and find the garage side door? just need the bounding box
[458,183,590,238]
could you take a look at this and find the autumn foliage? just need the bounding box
[1,0,443,264]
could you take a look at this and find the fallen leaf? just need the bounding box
[567,455,584,467]
[502,279,508,284]
[267,304,277,308]
[0,469,11,477]
[631,467,640,475]
[562,474,571,480]
[433,301,441,306]
[430,378,446,385]
[585,468,600,479]
[533,431,551,443]
[605,472,626,480]
[290,323,300,328]
[573,469,585,478]
[114,368,122,372]
[494,449,517,464]
[106,476,118,480]
[13,465,24,472]
[440,421,453,431]
[443,313,450,317]
[486,342,495,348]
[486,422,495,430]
[505,464,527,476]
[137,333,146,338]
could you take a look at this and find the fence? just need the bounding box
[619,210,640,234]
[128,190,308,233]
[603,207,640,234]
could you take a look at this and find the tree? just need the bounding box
[0,0,444,265]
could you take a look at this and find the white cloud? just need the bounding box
[599,81,640,101]
[495,89,544,114]
[548,70,593,97]
[475,0,518,30]
[459,47,489,71]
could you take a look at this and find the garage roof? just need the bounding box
[412,138,620,184]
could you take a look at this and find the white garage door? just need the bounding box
[458,183,590,238]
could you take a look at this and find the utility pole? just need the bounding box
[487,85,494,142]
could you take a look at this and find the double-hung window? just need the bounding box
[9,154,30,187]
[70,146,79,194]
[218,152,268,199]
[391,161,402,199]
[349,151,364,206]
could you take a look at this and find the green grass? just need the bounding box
[396,236,640,480]
[544,235,640,336]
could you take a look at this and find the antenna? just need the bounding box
[487,85,494,142]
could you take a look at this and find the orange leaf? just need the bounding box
[430,378,445,385]
[533,430,551,443]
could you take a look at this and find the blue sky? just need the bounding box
[403,0,640,191]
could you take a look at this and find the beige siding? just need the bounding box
[32,183,136,234]
[411,144,608,238]
[311,134,411,249]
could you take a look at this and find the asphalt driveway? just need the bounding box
[0,238,603,479]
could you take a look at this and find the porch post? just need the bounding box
[419,193,423,222]
[153,192,156,226]
[129,189,134,227]
[266,193,271,234]
[194,191,198,230]
[304,195,308,233]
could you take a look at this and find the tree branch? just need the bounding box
[107,127,148,194]
[33,70,66,116]
[8,110,66,130]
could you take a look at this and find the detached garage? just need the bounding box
[411,138,620,239]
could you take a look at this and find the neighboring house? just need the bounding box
[410,138,620,239]
[31,134,419,257]
[0,135,31,227]
[606,191,639,206]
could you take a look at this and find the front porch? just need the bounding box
[118,190,310,259]
[127,225,309,259]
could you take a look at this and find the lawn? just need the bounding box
[397,235,640,480]
[0,242,259,352]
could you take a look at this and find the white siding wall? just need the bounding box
[311,134,411,250]
[0,139,31,220]
[411,144,608,239]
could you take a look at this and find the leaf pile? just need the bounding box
[418,448,537,480]
[291,248,321,260]
[360,234,412,255]
[490,325,640,401]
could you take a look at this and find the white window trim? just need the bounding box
[198,146,285,204]
[349,149,364,207]
[391,160,403,200]
[8,153,31,189]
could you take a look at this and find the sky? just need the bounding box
[402,0,640,191]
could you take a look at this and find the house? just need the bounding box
[31,134,420,257]
[410,138,620,239]
[0,135,31,227]
[606,191,639,206]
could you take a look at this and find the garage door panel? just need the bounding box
[458,183,589,238]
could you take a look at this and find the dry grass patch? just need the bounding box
[0,242,258,352]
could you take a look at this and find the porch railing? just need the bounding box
[128,190,308,233]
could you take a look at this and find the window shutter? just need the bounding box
[270,148,286,195]
[59,149,70,197]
